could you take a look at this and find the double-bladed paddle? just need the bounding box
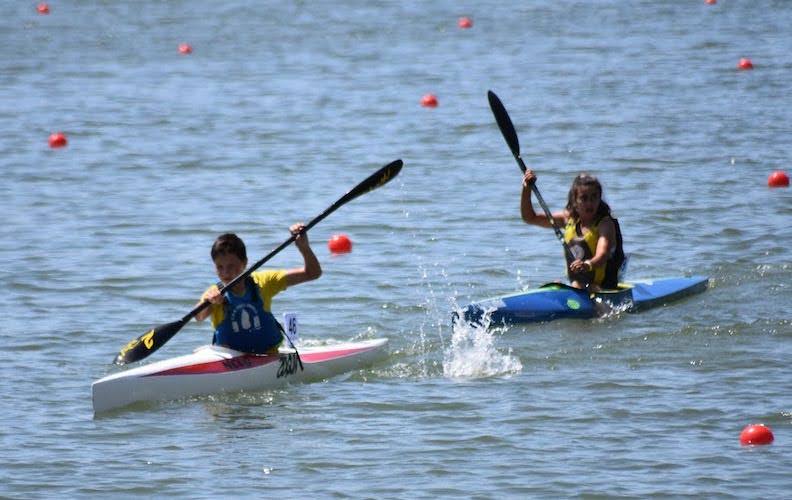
[487,90,575,262]
[114,159,404,365]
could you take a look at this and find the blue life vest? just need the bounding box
[213,277,283,354]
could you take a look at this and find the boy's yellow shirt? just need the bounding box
[202,270,288,328]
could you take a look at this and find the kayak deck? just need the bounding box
[459,276,709,326]
[92,338,388,414]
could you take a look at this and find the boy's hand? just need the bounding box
[202,286,224,305]
[291,223,310,249]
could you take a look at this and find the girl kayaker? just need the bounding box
[520,170,624,291]
[194,224,321,354]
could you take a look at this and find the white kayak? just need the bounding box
[92,338,388,414]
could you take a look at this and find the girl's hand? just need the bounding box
[570,259,593,273]
[523,170,537,187]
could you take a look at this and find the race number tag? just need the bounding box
[282,312,298,345]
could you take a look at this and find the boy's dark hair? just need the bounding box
[211,233,247,262]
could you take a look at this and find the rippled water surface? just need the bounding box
[1,1,790,498]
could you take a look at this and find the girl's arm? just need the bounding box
[520,170,566,228]
[585,217,616,270]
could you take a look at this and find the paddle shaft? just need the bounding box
[515,154,569,249]
[191,165,396,318]
[114,159,403,364]
[188,230,309,322]
[487,90,575,261]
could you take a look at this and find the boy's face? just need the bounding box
[213,253,247,284]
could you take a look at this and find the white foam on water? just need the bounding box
[592,295,632,322]
[443,304,522,379]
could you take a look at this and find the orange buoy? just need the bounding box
[768,170,789,188]
[737,58,753,70]
[739,424,774,446]
[178,43,193,55]
[37,3,50,14]
[48,132,67,148]
[420,93,438,108]
[328,234,352,254]
[458,17,473,29]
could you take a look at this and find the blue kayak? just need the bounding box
[458,276,709,326]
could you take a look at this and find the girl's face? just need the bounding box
[574,185,601,222]
[213,253,247,284]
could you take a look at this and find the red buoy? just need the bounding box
[738,58,754,70]
[178,43,193,55]
[458,17,473,29]
[768,170,790,188]
[48,132,67,148]
[740,424,774,446]
[328,234,352,254]
[420,93,438,108]
[705,0,716,4]
[37,3,50,14]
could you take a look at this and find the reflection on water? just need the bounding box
[201,392,277,431]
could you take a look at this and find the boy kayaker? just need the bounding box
[194,224,321,354]
[520,170,624,291]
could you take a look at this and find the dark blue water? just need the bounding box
[1,1,790,497]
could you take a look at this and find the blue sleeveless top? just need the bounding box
[212,277,283,354]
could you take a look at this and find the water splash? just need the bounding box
[443,305,522,378]
[592,295,632,322]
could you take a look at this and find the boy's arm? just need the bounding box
[285,223,322,287]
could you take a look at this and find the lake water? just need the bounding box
[1,0,790,497]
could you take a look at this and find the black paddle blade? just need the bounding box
[339,159,403,207]
[113,318,188,365]
[487,90,521,161]
[302,159,403,235]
